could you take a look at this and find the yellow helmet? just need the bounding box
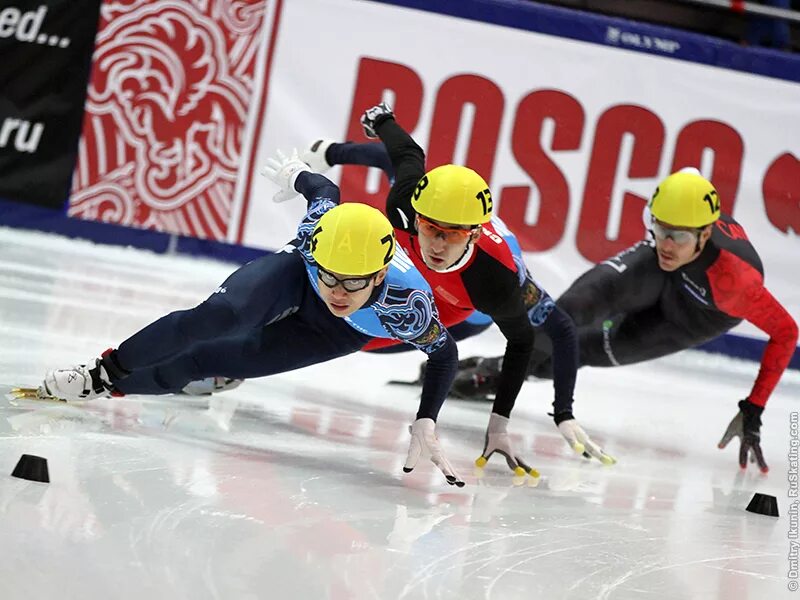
[411,164,492,225]
[311,203,395,276]
[649,170,720,228]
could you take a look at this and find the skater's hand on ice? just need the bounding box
[555,412,616,465]
[718,399,768,473]
[404,418,464,487]
[475,413,539,477]
[259,148,310,203]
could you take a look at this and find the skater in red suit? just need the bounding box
[324,103,615,470]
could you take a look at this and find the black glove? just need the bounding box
[718,399,768,473]
[360,102,395,139]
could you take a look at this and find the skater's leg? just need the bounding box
[115,250,307,372]
[327,141,395,180]
[531,300,738,378]
[117,292,371,395]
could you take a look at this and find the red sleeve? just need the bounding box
[707,251,799,407]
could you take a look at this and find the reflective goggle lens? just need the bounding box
[417,216,477,242]
[651,221,699,245]
[317,268,373,292]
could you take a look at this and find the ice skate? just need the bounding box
[181,377,244,396]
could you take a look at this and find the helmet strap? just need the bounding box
[447,243,471,269]
[442,231,480,269]
[694,224,713,255]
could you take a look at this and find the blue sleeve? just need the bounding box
[326,142,395,182]
[375,285,458,421]
[292,171,339,263]
[538,304,578,415]
[415,334,458,421]
[294,171,340,209]
[400,297,458,421]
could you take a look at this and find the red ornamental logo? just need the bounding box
[69,0,266,240]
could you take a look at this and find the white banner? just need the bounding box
[241,0,800,342]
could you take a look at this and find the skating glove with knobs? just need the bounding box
[718,399,768,473]
[475,413,539,478]
[360,102,395,139]
[260,148,310,203]
[404,418,465,487]
[553,411,617,465]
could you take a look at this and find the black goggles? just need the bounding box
[317,267,376,292]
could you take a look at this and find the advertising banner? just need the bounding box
[243,0,800,344]
[68,0,276,240]
[0,0,101,209]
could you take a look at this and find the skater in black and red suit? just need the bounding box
[453,168,798,473]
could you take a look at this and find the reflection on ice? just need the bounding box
[0,227,795,599]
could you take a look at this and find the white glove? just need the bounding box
[300,139,335,174]
[475,413,539,478]
[557,418,616,465]
[259,148,311,203]
[403,418,464,487]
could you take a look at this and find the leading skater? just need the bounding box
[38,153,465,486]
[292,103,614,470]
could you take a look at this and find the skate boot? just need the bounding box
[181,377,244,396]
[41,349,125,402]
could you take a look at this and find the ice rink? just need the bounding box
[0,226,797,600]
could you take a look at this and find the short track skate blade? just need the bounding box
[9,387,65,403]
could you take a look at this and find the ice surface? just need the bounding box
[1,226,798,599]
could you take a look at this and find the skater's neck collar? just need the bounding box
[438,243,474,273]
[412,237,475,273]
